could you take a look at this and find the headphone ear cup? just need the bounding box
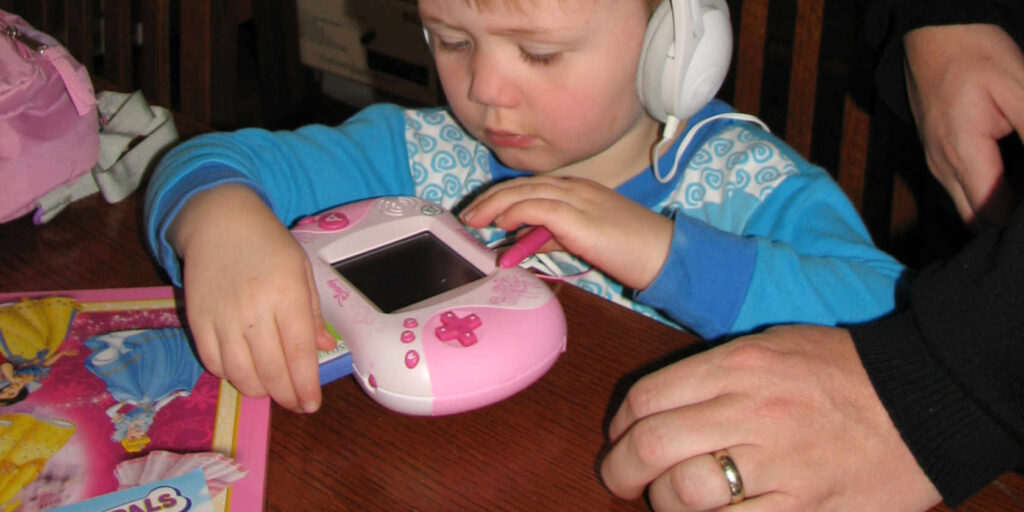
[636,0,674,123]
[637,0,733,123]
[674,0,732,121]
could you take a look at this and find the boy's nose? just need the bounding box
[468,53,519,108]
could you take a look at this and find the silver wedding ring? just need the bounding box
[712,449,745,504]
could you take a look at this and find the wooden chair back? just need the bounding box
[1,0,240,128]
[722,0,914,249]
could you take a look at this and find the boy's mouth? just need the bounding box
[485,128,535,149]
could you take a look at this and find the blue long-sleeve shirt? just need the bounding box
[145,100,905,340]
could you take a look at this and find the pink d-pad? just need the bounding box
[434,311,482,347]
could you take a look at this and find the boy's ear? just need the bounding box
[636,0,732,123]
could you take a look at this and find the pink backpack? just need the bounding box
[1,9,98,224]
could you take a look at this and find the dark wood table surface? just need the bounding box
[1,110,1021,511]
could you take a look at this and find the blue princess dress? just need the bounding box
[84,328,205,412]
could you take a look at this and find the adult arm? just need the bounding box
[849,201,1024,505]
[601,194,1024,510]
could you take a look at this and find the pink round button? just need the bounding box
[400,331,415,343]
[296,216,316,226]
[404,350,420,369]
[403,318,418,329]
[317,211,350,231]
[368,375,377,388]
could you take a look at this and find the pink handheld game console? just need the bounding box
[292,196,567,416]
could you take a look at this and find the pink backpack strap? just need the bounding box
[43,47,96,116]
[4,19,96,116]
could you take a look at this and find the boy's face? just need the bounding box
[420,0,652,173]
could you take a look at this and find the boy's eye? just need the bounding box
[436,39,471,53]
[519,49,562,66]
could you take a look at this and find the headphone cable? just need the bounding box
[650,112,770,183]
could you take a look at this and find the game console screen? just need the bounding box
[331,231,486,313]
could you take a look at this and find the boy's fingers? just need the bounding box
[277,325,322,414]
[305,264,337,353]
[461,177,573,226]
[493,198,572,232]
[465,175,568,207]
[240,315,306,412]
[188,322,225,379]
[217,329,269,400]
[275,306,323,413]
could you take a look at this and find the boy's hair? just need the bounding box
[456,0,662,15]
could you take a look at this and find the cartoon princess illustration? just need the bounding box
[0,297,81,407]
[83,328,205,453]
[0,350,78,407]
[0,412,77,510]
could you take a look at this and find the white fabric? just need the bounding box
[35,90,178,223]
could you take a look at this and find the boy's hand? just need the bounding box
[460,176,672,290]
[170,184,336,413]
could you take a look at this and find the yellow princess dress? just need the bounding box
[0,297,80,365]
[0,413,76,510]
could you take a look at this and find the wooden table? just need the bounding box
[2,123,1021,512]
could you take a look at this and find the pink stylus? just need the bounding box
[498,226,553,268]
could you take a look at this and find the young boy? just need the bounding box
[144,0,905,413]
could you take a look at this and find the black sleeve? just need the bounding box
[857,0,1024,122]
[849,201,1024,505]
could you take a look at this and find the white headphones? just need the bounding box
[639,0,769,183]
[637,0,733,123]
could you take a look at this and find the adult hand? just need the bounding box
[600,324,942,511]
[171,184,336,413]
[460,176,672,290]
[903,24,1024,226]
